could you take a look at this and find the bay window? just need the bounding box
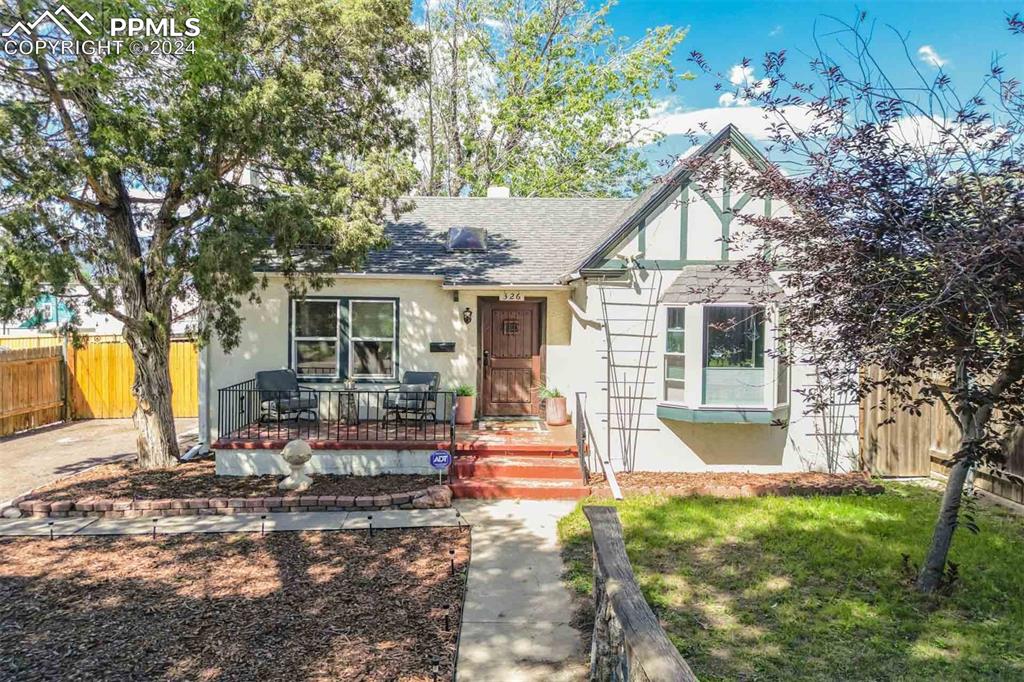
[703,305,765,406]
[291,297,399,381]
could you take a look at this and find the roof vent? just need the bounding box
[447,226,487,251]
[486,186,511,198]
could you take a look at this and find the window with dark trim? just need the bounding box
[290,297,399,381]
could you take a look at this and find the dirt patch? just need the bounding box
[26,460,436,502]
[0,528,469,681]
[590,471,882,497]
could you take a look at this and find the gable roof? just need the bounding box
[559,124,773,280]
[361,196,630,285]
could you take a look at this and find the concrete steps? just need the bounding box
[450,477,591,500]
[453,455,583,480]
[452,448,590,500]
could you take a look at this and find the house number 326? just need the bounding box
[500,291,524,301]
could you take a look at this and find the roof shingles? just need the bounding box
[362,196,630,285]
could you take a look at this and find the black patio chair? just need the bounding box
[256,369,319,422]
[382,371,440,426]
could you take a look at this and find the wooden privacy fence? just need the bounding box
[67,335,198,419]
[860,365,1024,505]
[0,346,65,437]
[0,335,197,434]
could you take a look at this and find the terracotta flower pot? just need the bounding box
[455,396,475,425]
[545,396,568,426]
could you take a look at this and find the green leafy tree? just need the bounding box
[0,0,423,467]
[416,0,688,197]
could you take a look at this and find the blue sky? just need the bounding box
[599,1,1022,163]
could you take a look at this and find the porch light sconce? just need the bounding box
[462,307,473,324]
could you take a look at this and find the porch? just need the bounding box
[214,417,577,454]
[212,380,586,497]
[213,379,576,453]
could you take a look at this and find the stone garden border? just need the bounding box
[7,485,453,519]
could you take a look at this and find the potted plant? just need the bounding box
[454,383,476,425]
[539,385,568,426]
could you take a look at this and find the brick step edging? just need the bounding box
[6,485,452,519]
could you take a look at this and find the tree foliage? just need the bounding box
[415,0,688,197]
[689,13,1023,592]
[0,0,423,466]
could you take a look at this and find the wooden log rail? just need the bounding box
[583,506,698,681]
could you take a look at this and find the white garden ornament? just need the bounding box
[278,439,314,491]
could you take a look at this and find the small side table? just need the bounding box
[338,390,361,426]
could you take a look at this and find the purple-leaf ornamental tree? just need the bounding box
[687,14,1023,593]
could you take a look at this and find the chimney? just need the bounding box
[486,186,511,198]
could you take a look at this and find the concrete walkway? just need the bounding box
[0,418,197,505]
[454,500,586,681]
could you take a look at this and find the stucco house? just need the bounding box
[200,125,859,498]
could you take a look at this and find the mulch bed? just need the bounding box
[26,460,436,502]
[0,528,469,681]
[589,471,883,497]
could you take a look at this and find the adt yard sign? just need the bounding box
[430,450,452,469]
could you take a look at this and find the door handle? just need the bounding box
[483,350,490,367]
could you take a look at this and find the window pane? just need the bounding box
[351,301,395,338]
[665,381,686,402]
[704,368,764,405]
[666,331,685,353]
[667,308,685,329]
[295,301,337,337]
[665,355,685,381]
[295,340,337,376]
[352,340,394,377]
[776,357,790,404]
[704,306,765,368]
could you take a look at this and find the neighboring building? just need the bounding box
[202,126,859,482]
[1,288,194,337]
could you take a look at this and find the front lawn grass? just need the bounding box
[557,484,1024,681]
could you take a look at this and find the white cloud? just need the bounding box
[641,103,816,141]
[728,64,755,86]
[719,63,771,107]
[769,25,783,37]
[917,45,947,69]
[718,92,746,107]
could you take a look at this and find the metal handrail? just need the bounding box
[576,391,622,500]
[575,392,591,484]
[216,383,456,445]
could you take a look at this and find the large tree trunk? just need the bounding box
[125,328,179,469]
[915,456,971,592]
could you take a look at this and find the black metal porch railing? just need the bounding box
[217,379,457,447]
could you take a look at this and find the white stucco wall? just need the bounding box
[203,275,575,443]
[567,148,860,473]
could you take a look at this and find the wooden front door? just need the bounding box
[480,300,543,416]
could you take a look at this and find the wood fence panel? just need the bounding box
[862,365,1024,504]
[859,366,931,476]
[0,346,64,437]
[0,336,64,350]
[68,336,198,419]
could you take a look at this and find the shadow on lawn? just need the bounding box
[559,487,1024,681]
[0,528,469,681]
